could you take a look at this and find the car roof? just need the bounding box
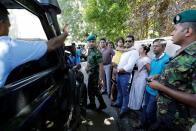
[0,0,21,9]
[1,0,61,14]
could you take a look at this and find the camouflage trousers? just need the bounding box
[148,101,195,131]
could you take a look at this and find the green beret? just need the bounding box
[86,34,96,41]
[173,9,196,24]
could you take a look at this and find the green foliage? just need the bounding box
[58,0,87,41]
[58,0,196,42]
[83,0,130,41]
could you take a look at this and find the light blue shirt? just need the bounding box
[146,53,170,96]
[76,48,80,64]
[0,36,47,87]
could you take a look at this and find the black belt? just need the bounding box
[103,63,111,65]
[118,72,130,75]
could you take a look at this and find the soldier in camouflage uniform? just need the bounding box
[148,10,196,131]
[85,34,107,110]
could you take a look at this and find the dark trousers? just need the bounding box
[141,91,157,128]
[88,73,105,105]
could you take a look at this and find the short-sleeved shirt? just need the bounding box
[0,36,47,87]
[87,46,102,73]
[158,41,196,129]
[100,47,114,65]
[146,53,170,96]
[112,50,123,65]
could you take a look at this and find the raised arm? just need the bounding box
[116,47,135,52]
[47,25,68,52]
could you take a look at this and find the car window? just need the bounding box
[4,9,56,85]
[8,9,47,40]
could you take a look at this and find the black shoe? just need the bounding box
[118,111,129,118]
[86,103,96,110]
[97,103,107,111]
[135,123,147,129]
[132,120,142,128]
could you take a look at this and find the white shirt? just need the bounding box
[117,49,139,73]
[0,36,47,87]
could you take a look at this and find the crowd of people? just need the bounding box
[0,1,195,130]
[84,10,196,131]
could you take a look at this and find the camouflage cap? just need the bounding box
[173,9,196,24]
[86,34,96,41]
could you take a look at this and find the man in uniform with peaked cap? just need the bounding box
[85,34,107,111]
[147,9,196,131]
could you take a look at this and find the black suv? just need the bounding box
[0,0,81,130]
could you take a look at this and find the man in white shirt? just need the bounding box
[112,35,139,117]
[0,2,68,87]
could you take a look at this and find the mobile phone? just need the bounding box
[146,78,152,82]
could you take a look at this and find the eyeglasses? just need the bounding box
[125,40,133,43]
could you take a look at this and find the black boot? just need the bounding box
[86,103,96,110]
[97,103,107,111]
[87,95,96,110]
[87,98,96,110]
[97,95,107,111]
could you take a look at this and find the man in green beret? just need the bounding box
[147,9,196,130]
[85,34,107,110]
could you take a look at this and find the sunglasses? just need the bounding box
[125,40,133,43]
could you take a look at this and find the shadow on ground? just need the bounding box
[78,95,145,131]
